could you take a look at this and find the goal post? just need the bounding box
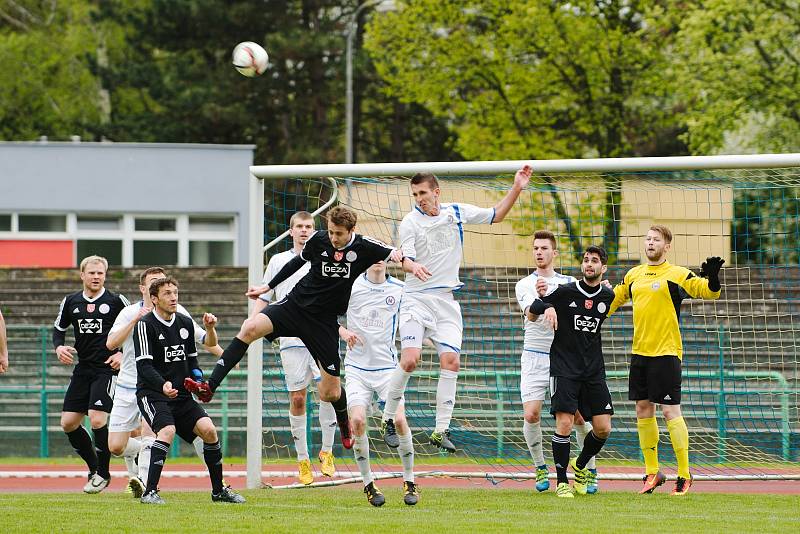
[246,154,800,488]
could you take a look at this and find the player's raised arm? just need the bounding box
[683,256,724,298]
[492,165,532,223]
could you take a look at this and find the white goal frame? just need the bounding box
[246,153,800,488]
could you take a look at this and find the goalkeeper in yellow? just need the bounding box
[609,225,723,496]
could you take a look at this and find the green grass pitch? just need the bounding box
[1,488,797,533]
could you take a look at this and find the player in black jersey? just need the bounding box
[529,246,615,498]
[134,277,244,505]
[53,255,128,493]
[187,206,429,449]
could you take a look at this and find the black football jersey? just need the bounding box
[54,288,129,370]
[287,231,395,316]
[133,311,199,401]
[541,281,615,379]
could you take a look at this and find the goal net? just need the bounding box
[247,156,800,487]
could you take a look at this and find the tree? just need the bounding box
[365,0,686,261]
[674,0,800,154]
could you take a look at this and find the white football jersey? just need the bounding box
[259,249,311,351]
[515,271,576,354]
[344,274,404,371]
[399,203,494,293]
[109,301,206,388]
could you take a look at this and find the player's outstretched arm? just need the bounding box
[685,257,724,299]
[492,165,532,223]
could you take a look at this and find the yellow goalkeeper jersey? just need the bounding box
[609,261,721,358]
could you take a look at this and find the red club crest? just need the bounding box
[86,304,96,313]
[584,300,593,310]
[334,251,344,262]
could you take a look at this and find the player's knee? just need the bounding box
[593,425,611,439]
[289,391,306,412]
[524,411,541,424]
[318,387,338,403]
[351,415,366,435]
[158,426,176,443]
[400,358,417,372]
[197,423,218,443]
[440,353,460,371]
[60,414,80,432]
[239,317,263,342]
[108,436,126,456]
[88,412,107,429]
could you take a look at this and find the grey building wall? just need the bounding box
[0,141,254,265]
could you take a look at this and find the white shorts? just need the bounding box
[108,385,141,433]
[281,346,321,392]
[520,349,550,403]
[345,367,403,411]
[399,292,462,354]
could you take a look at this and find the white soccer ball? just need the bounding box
[232,41,269,77]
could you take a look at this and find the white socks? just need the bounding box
[435,369,459,432]
[289,414,309,461]
[382,368,411,421]
[398,431,415,483]
[353,434,373,486]
[120,436,142,478]
[319,402,336,453]
[138,436,155,485]
[523,420,545,466]
[575,421,596,469]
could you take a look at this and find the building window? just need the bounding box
[77,215,121,231]
[190,241,234,266]
[18,214,67,232]
[189,216,234,232]
[134,240,178,265]
[135,218,176,232]
[77,240,123,266]
[0,215,10,231]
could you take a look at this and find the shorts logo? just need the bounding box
[386,296,396,305]
[346,250,357,262]
[179,328,189,340]
[322,262,351,278]
[86,304,96,313]
[78,318,102,334]
[584,300,593,309]
[402,335,416,341]
[164,344,186,362]
[99,303,110,314]
[334,251,344,261]
[573,315,600,333]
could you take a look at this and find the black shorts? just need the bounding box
[549,376,614,420]
[628,354,681,405]
[262,297,341,377]
[137,394,209,444]
[62,366,116,414]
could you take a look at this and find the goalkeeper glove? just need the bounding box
[700,256,725,291]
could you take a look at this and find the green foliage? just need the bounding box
[674,0,800,153]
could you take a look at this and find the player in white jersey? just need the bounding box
[518,231,601,494]
[338,261,418,507]
[252,211,338,485]
[381,166,532,452]
[105,267,222,496]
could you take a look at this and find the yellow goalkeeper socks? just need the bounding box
[637,417,660,475]
[667,416,690,479]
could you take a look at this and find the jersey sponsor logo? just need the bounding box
[179,328,189,340]
[574,315,600,333]
[569,301,577,308]
[584,299,594,309]
[322,262,351,278]
[99,303,110,314]
[78,318,102,334]
[361,309,385,328]
[386,295,396,305]
[346,250,357,262]
[428,225,456,255]
[164,344,186,362]
[87,304,96,313]
[334,251,344,261]
[597,302,607,313]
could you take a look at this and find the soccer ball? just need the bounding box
[232,41,269,77]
